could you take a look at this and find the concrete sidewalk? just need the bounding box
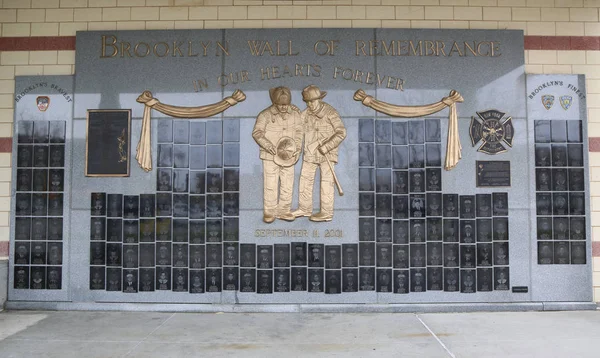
[0,310,599,358]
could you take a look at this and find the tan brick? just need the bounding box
[118,0,146,5]
[206,0,232,4]
[396,6,424,19]
[0,109,14,123]
[204,20,234,29]
[591,153,600,167]
[585,0,600,5]
[594,257,600,271]
[59,0,88,7]
[528,50,557,65]
[102,7,131,21]
[352,19,382,27]
[587,51,600,65]
[160,7,189,20]
[410,0,439,4]
[382,0,410,3]
[131,7,159,20]
[32,0,60,8]
[555,0,583,5]
[571,8,599,21]
[0,67,15,80]
[2,23,31,36]
[307,6,336,19]
[174,20,204,29]
[483,6,510,21]
[262,19,290,28]
[410,20,440,28]
[277,5,306,19]
[189,6,218,20]
[326,20,354,28]
[234,20,263,28]
[498,21,527,31]
[585,23,600,36]
[15,65,43,75]
[557,50,586,64]
[57,50,75,65]
[0,10,17,22]
[0,124,10,136]
[498,0,526,5]
[470,21,497,29]
[513,8,540,21]
[380,19,410,27]
[17,9,45,22]
[292,19,321,28]
[425,6,453,19]
[0,96,13,109]
[75,8,102,21]
[46,8,74,22]
[542,64,572,74]
[43,65,73,75]
[593,196,600,211]
[541,8,569,22]
[366,6,395,19]
[588,79,600,93]
[440,0,468,4]
[0,197,10,212]
[525,64,544,73]
[31,22,59,36]
[145,20,175,29]
[234,0,262,4]
[117,21,145,30]
[0,81,15,95]
[29,51,58,65]
[3,0,32,8]
[1,52,28,66]
[527,21,556,36]
[352,0,381,4]
[89,0,117,6]
[337,5,366,19]
[468,0,496,5]
[145,0,169,5]
[59,22,88,35]
[556,22,584,36]
[0,212,8,227]
[88,21,117,30]
[248,5,277,19]
[454,6,482,20]
[440,20,469,28]
[217,6,247,20]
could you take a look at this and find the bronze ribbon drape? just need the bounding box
[135,90,246,172]
[353,89,464,170]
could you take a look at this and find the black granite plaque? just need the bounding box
[476,161,511,187]
[86,110,131,176]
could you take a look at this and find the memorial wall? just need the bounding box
[6,28,594,306]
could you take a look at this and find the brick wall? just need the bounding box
[1,0,599,301]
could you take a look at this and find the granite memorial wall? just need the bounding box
[7,29,593,305]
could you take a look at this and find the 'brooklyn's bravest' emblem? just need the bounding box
[559,95,573,110]
[469,109,514,155]
[541,94,554,110]
[36,96,50,112]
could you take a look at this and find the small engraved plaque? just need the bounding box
[476,161,511,187]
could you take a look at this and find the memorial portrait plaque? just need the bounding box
[460,245,476,268]
[409,145,425,168]
[48,169,64,192]
[190,245,205,268]
[123,220,138,243]
[89,242,105,265]
[393,270,408,294]
[155,218,171,241]
[257,270,273,294]
[207,169,222,193]
[31,243,46,265]
[17,145,33,168]
[376,243,392,267]
[410,268,426,292]
[444,268,459,292]
[274,269,290,293]
[173,145,190,168]
[173,194,189,217]
[410,244,426,267]
[107,243,121,266]
[359,267,375,291]
[461,269,476,293]
[18,121,34,143]
[553,217,569,241]
[569,168,584,191]
[571,242,586,264]
[494,267,510,290]
[190,121,205,145]
[31,218,47,241]
[157,168,172,192]
[552,144,568,167]
[393,220,409,244]
[409,219,425,243]
[535,144,551,166]
[427,267,443,291]
[569,192,585,215]
[223,217,238,241]
[140,244,156,267]
[443,244,459,267]
[426,144,442,167]
[392,146,408,170]
[308,269,324,293]
[426,193,441,217]
[493,217,509,241]
[32,169,47,192]
[123,269,138,293]
[33,146,48,167]
[31,193,47,216]
[240,269,256,293]
[49,145,64,168]
[140,194,155,218]
[493,242,509,266]
[376,269,392,293]
[427,242,442,266]
[291,267,306,291]
[443,219,459,242]
[426,168,442,192]
[477,243,493,266]
[189,270,205,293]
[123,245,139,268]
[206,219,221,242]
[107,268,122,291]
[16,169,32,192]
[90,267,105,290]
[139,268,155,292]
[554,241,570,264]
[410,194,425,218]
[85,110,131,177]
[14,242,30,265]
[376,219,392,242]
[156,267,171,290]
[359,143,374,167]
[409,170,425,193]
[30,266,46,290]
[240,244,256,267]
[224,267,238,291]
[274,244,290,268]
[206,244,222,267]
[570,217,585,241]
[48,218,63,241]
[47,242,63,265]
[477,268,493,292]
[343,268,359,292]
[552,169,568,191]
[15,217,31,241]
[156,242,171,266]
[359,118,374,142]
[224,242,239,266]
[568,144,584,167]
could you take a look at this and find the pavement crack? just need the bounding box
[121,312,176,358]
[415,314,456,358]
